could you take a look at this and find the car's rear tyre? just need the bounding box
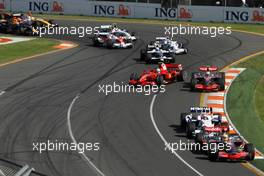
[146,54,152,64]
[177,70,185,82]
[219,72,225,91]
[195,133,203,144]
[190,77,198,91]
[140,49,146,60]
[195,133,204,152]
[130,73,139,81]
[180,113,188,129]
[208,146,219,161]
[156,75,164,85]
[106,40,114,49]
[92,36,100,46]
[24,28,33,36]
[127,44,133,49]
[245,143,255,161]
[149,41,155,45]
[179,43,183,48]
[186,122,196,139]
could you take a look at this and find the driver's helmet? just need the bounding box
[112,23,117,29]
[233,136,243,147]
[223,133,229,143]
[205,71,211,79]
[155,47,160,51]
[201,114,208,120]
[197,114,201,121]
[156,68,161,73]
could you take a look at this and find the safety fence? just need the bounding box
[0,1,263,24]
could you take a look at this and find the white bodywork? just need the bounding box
[148,37,187,55]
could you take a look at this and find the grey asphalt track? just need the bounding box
[0,20,264,176]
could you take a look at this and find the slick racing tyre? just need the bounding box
[93,37,100,47]
[140,49,146,60]
[130,73,139,81]
[177,70,185,82]
[186,122,195,139]
[24,28,34,36]
[208,146,219,161]
[146,54,152,64]
[190,77,198,91]
[106,40,114,49]
[156,75,164,85]
[219,72,225,91]
[180,113,188,129]
[195,133,204,152]
[245,143,255,161]
[195,133,203,144]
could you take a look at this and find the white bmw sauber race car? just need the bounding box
[149,37,188,54]
[140,37,188,63]
[92,25,137,49]
[140,47,176,63]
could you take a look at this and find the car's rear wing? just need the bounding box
[163,63,183,69]
[13,13,22,17]
[199,66,218,72]
[204,127,222,132]
[190,107,212,113]
[155,37,167,41]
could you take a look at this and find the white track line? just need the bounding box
[150,94,203,176]
[67,94,106,176]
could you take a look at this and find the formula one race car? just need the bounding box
[92,30,135,49]
[140,37,188,62]
[0,12,58,35]
[190,66,225,92]
[129,63,184,86]
[140,37,187,63]
[180,107,224,138]
[208,134,255,161]
[92,24,136,48]
[96,24,136,38]
[195,125,229,149]
[140,47,176,64]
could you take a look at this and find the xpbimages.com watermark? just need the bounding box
[32,140,100,154]
[164,140,231,153]
[34,26,100,38]
[98,82,166,96]
[164,24,232,38]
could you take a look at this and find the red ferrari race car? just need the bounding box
[129,63,184,86]
[208,134,255,161]
[190,66,225,91]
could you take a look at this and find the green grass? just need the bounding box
[33,13,264,35]
[0,38,60,64]
[255,76,264,123]
[227,54,264,171]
